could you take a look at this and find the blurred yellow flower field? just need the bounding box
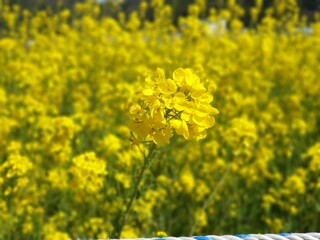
[0,0,319,239]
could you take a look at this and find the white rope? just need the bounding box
[106,233,320,240]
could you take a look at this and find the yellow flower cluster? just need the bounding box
[129,68,218,145]
[0,0,319,238]
[70,152,107,193]
[0,153,33,195]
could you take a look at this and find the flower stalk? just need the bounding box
[113,143,157,238]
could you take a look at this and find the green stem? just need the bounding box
[189,165,231,236]
[113,143,157,238]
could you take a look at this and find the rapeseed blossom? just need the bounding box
[129,68,218,145]
[70,152,107,193]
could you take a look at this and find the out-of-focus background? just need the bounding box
[5,0,320,22]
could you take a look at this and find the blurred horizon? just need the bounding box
[3,0,320,25]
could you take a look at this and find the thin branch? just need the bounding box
[113,143,156,238]
[189,165,231,236]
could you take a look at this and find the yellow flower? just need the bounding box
[158,78,177,95]
[171,119,189,139]
[129,68,218,145]
[156,231,168,237]
[70,152,107,193]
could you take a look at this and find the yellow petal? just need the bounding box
[162,95,174,109]
[158,78,177,95]
[197,92,213,103]
[195,128,207,140]
[211,107,219,115]
[151,108,165,123]
[202,116,216,128]
[171,119,189,139]
[128,119,151,138]
[172,68,187,86]
[195,104,209,118]
[143,88,155,96]
[151,68,166,83]
[130,104,143,114]
[152,127,172,145]
[186,73,200,86]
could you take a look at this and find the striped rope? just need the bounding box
[106,233,320,240]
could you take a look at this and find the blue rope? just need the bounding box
[108,232,320,240]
